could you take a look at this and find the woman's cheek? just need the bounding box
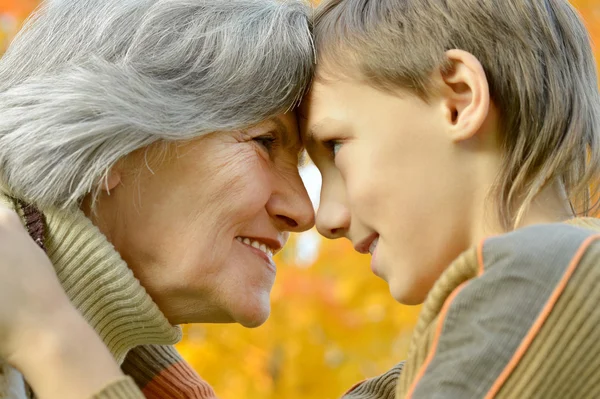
[229,159,272,217]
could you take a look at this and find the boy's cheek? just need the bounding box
[345,172,373,208]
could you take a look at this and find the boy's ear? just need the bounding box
[439,49,490,142]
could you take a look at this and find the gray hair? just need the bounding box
[0,0,315,209]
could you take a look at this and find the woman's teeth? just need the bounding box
[369,237,379,255]
[236,237,273,257]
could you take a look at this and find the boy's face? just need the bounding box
[300,72,478,305]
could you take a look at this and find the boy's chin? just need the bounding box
[389,277,429,306]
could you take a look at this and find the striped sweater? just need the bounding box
[343,218,600,399]
[0,190,217,398]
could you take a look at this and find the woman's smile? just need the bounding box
[235,236,278,273]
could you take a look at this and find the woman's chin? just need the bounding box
[161,291,272,326]
[237,313,269,328]
[166,305,270,327]
[232,297,271,328]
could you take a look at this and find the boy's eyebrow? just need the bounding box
[304,120,329,147]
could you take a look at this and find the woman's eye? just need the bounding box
[253,135,276,152]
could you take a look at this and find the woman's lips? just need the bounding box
[236,237,276,273]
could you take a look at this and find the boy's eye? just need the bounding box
[324,140,343,159]
[253,135,276,152]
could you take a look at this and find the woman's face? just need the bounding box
[87,113,315,327]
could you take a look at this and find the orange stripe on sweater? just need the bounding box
[483,234,600,399]
[405,238,489,398]
[477,238,486,275]
[344,379,367,395]
[404,281,470,399]
[142,361,218,399]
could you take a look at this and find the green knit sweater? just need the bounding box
[0,188,217,398]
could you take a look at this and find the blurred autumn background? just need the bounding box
[1,1,600,398]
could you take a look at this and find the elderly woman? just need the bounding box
[0,0,315,398]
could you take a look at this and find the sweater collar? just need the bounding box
[0,190,181,365]
[565,216,600,232]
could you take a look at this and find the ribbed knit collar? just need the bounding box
[565,216,600,231]
[0,190,181,365]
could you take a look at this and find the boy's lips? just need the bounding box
[368,237,379,255]
[354,233,379,254]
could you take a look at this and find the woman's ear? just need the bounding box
[439,49,490,142]
[98,167,122,194]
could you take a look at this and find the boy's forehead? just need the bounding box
[298,80,350,147]
[297,113,325,153]
[297,106,314,145]
[298,79,336,120]
[298,86,320,123]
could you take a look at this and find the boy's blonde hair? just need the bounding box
[314,0,600,229]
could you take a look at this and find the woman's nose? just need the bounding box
[267,169,315,233]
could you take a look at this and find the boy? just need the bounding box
[301,0,600,397]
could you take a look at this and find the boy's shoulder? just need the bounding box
[396,219,600,398]
[481,218,600,277]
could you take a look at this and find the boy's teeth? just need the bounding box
[236,236,273,257]
[369,237,379,255]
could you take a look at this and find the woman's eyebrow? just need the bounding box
[271,116,305,153]
[269,117,290,146]
[269,116,308,166]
